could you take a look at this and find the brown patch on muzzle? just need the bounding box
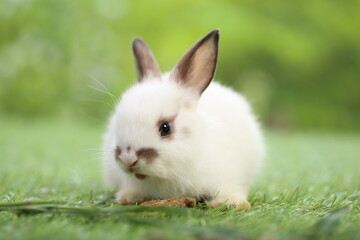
[136,148,159,163]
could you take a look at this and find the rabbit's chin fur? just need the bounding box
[103,75,265,210]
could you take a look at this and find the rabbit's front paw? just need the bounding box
[116,189,146,205]
[206,194,251,211]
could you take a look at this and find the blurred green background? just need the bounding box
[1,0,359,131]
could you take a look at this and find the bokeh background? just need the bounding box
[1,0,359,131]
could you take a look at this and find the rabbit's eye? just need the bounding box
[159,122,171,137]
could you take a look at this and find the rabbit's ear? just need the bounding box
[171,29,219,94]
[132,38,161,81]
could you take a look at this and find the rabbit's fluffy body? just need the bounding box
[102,30,264,209]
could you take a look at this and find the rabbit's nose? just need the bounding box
[119,152,138,167]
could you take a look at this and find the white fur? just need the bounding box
[103,74,265,209]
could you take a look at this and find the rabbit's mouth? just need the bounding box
[129,166,147,180]
[135,174,147,180]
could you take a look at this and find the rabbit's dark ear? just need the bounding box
[132,38,161,82]
[171,29,219,94]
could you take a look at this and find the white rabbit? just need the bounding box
[102,29,264,210]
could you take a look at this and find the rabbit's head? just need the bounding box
[113,30,219,181]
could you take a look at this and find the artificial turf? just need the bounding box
[0,118,359,240]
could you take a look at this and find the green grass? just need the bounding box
[0,118,359,240]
